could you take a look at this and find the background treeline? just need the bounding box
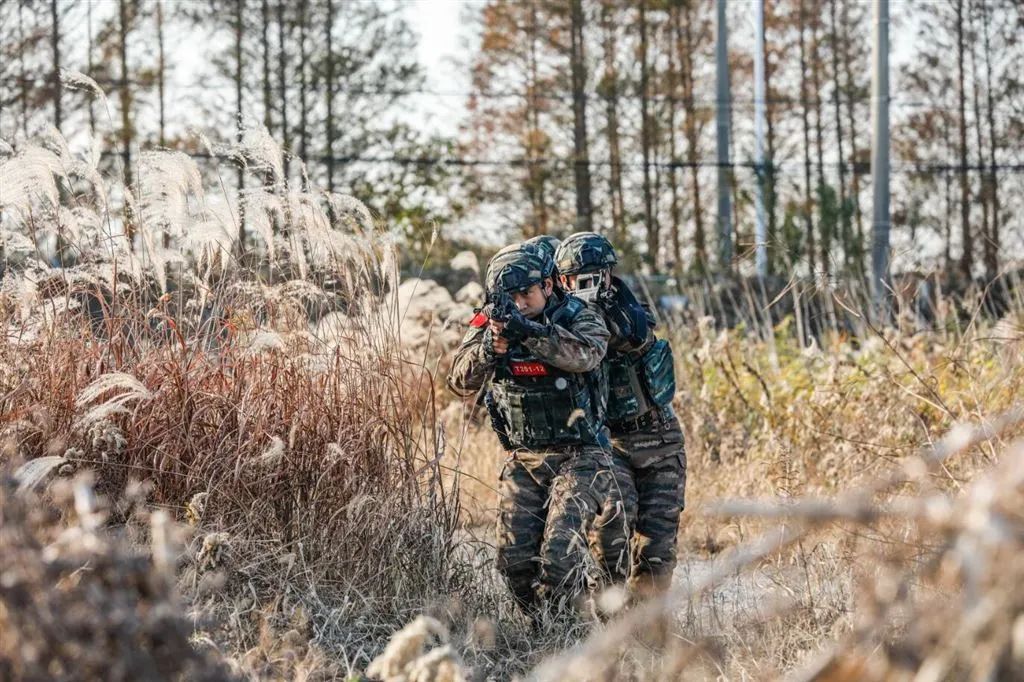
[1,0,1022,282]
[461,0,1023,283]
[0,0,461,265]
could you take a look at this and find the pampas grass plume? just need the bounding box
[366,615,451,680]
[75,372,153,409]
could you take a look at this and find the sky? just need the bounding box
[28,0,482,142]
[7,0,985,260]
[404,0,483,136]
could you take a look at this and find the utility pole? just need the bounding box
[870,0,891,318]
[715,0,733,272]
[753,0,767,278]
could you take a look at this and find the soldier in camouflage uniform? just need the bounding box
[555,232,687,597]
[447,244,636,615]
[523,234,640,587]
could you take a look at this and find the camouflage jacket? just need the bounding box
[446,295,610,398]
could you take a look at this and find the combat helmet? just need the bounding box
[554,232,617,275]
[485,244,555,294]
[523,235,562,262]
[554,232,617,301]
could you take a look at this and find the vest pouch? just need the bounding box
[606,356,648,423]
[492,379,594,448]
[524,389,558,444]
[641,339,676,407]
[491,384,529,446]
[562,381,597,443]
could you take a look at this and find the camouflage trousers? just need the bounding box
[496,444,637,614]
[598,405,687,597]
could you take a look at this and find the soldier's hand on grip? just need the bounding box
[483,327,508,359]
[599,286,648,348]
[502,305,551,341]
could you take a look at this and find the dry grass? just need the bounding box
[524,410,1024,681]
[436,291,1024,678]
[4,122,1024,680]
[0,472,234,681]
[1,126,472,680]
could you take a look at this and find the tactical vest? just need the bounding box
[606,339,676,426]
[489,296,607,449]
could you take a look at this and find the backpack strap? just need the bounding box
[549,294,585,328]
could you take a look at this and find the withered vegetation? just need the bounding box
[3,124,1024,680]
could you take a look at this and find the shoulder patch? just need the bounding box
[469,311,489,328]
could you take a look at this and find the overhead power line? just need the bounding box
[0,74,994,112]
[140,149,1024,175]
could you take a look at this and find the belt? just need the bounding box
[608,408,659,435]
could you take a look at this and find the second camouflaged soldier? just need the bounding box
[555,232,687,597]
[446,244,635,616]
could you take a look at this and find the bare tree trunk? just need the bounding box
[652,108,663,270]
[18,1,29,137]
[667,6,682,281]
[570,0,592,233]
[276,0,291,182]
[762,0,777,273]
[325,0,335,192]
[810,10,828,274]
[599,1,625,243]
[798,0,816,274]
[714,0,733,270]
[526,1,548,237]
[980,0,1000,278]
[828,0,850,272]
[297,0,309,189]
[50,0,61,130]
[677,2,705,273]
[261,0,273,133]
[840,0,864,259]
[156,0,166,147]
[87,0,96,135]
[235,0,246,250]
[968,11,988,278]
[639,1,656,265]
[944,167,953,271]
[955,0,972,279]
[119,0,133,190]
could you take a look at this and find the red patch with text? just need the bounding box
[509,361,549,376]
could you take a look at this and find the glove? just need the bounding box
[501,306,551,342]
[600,287,649,348]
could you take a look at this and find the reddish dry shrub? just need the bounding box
[0,135,472,676]
[0,267,467,673]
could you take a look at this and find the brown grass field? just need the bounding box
[2,134,1024,680]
